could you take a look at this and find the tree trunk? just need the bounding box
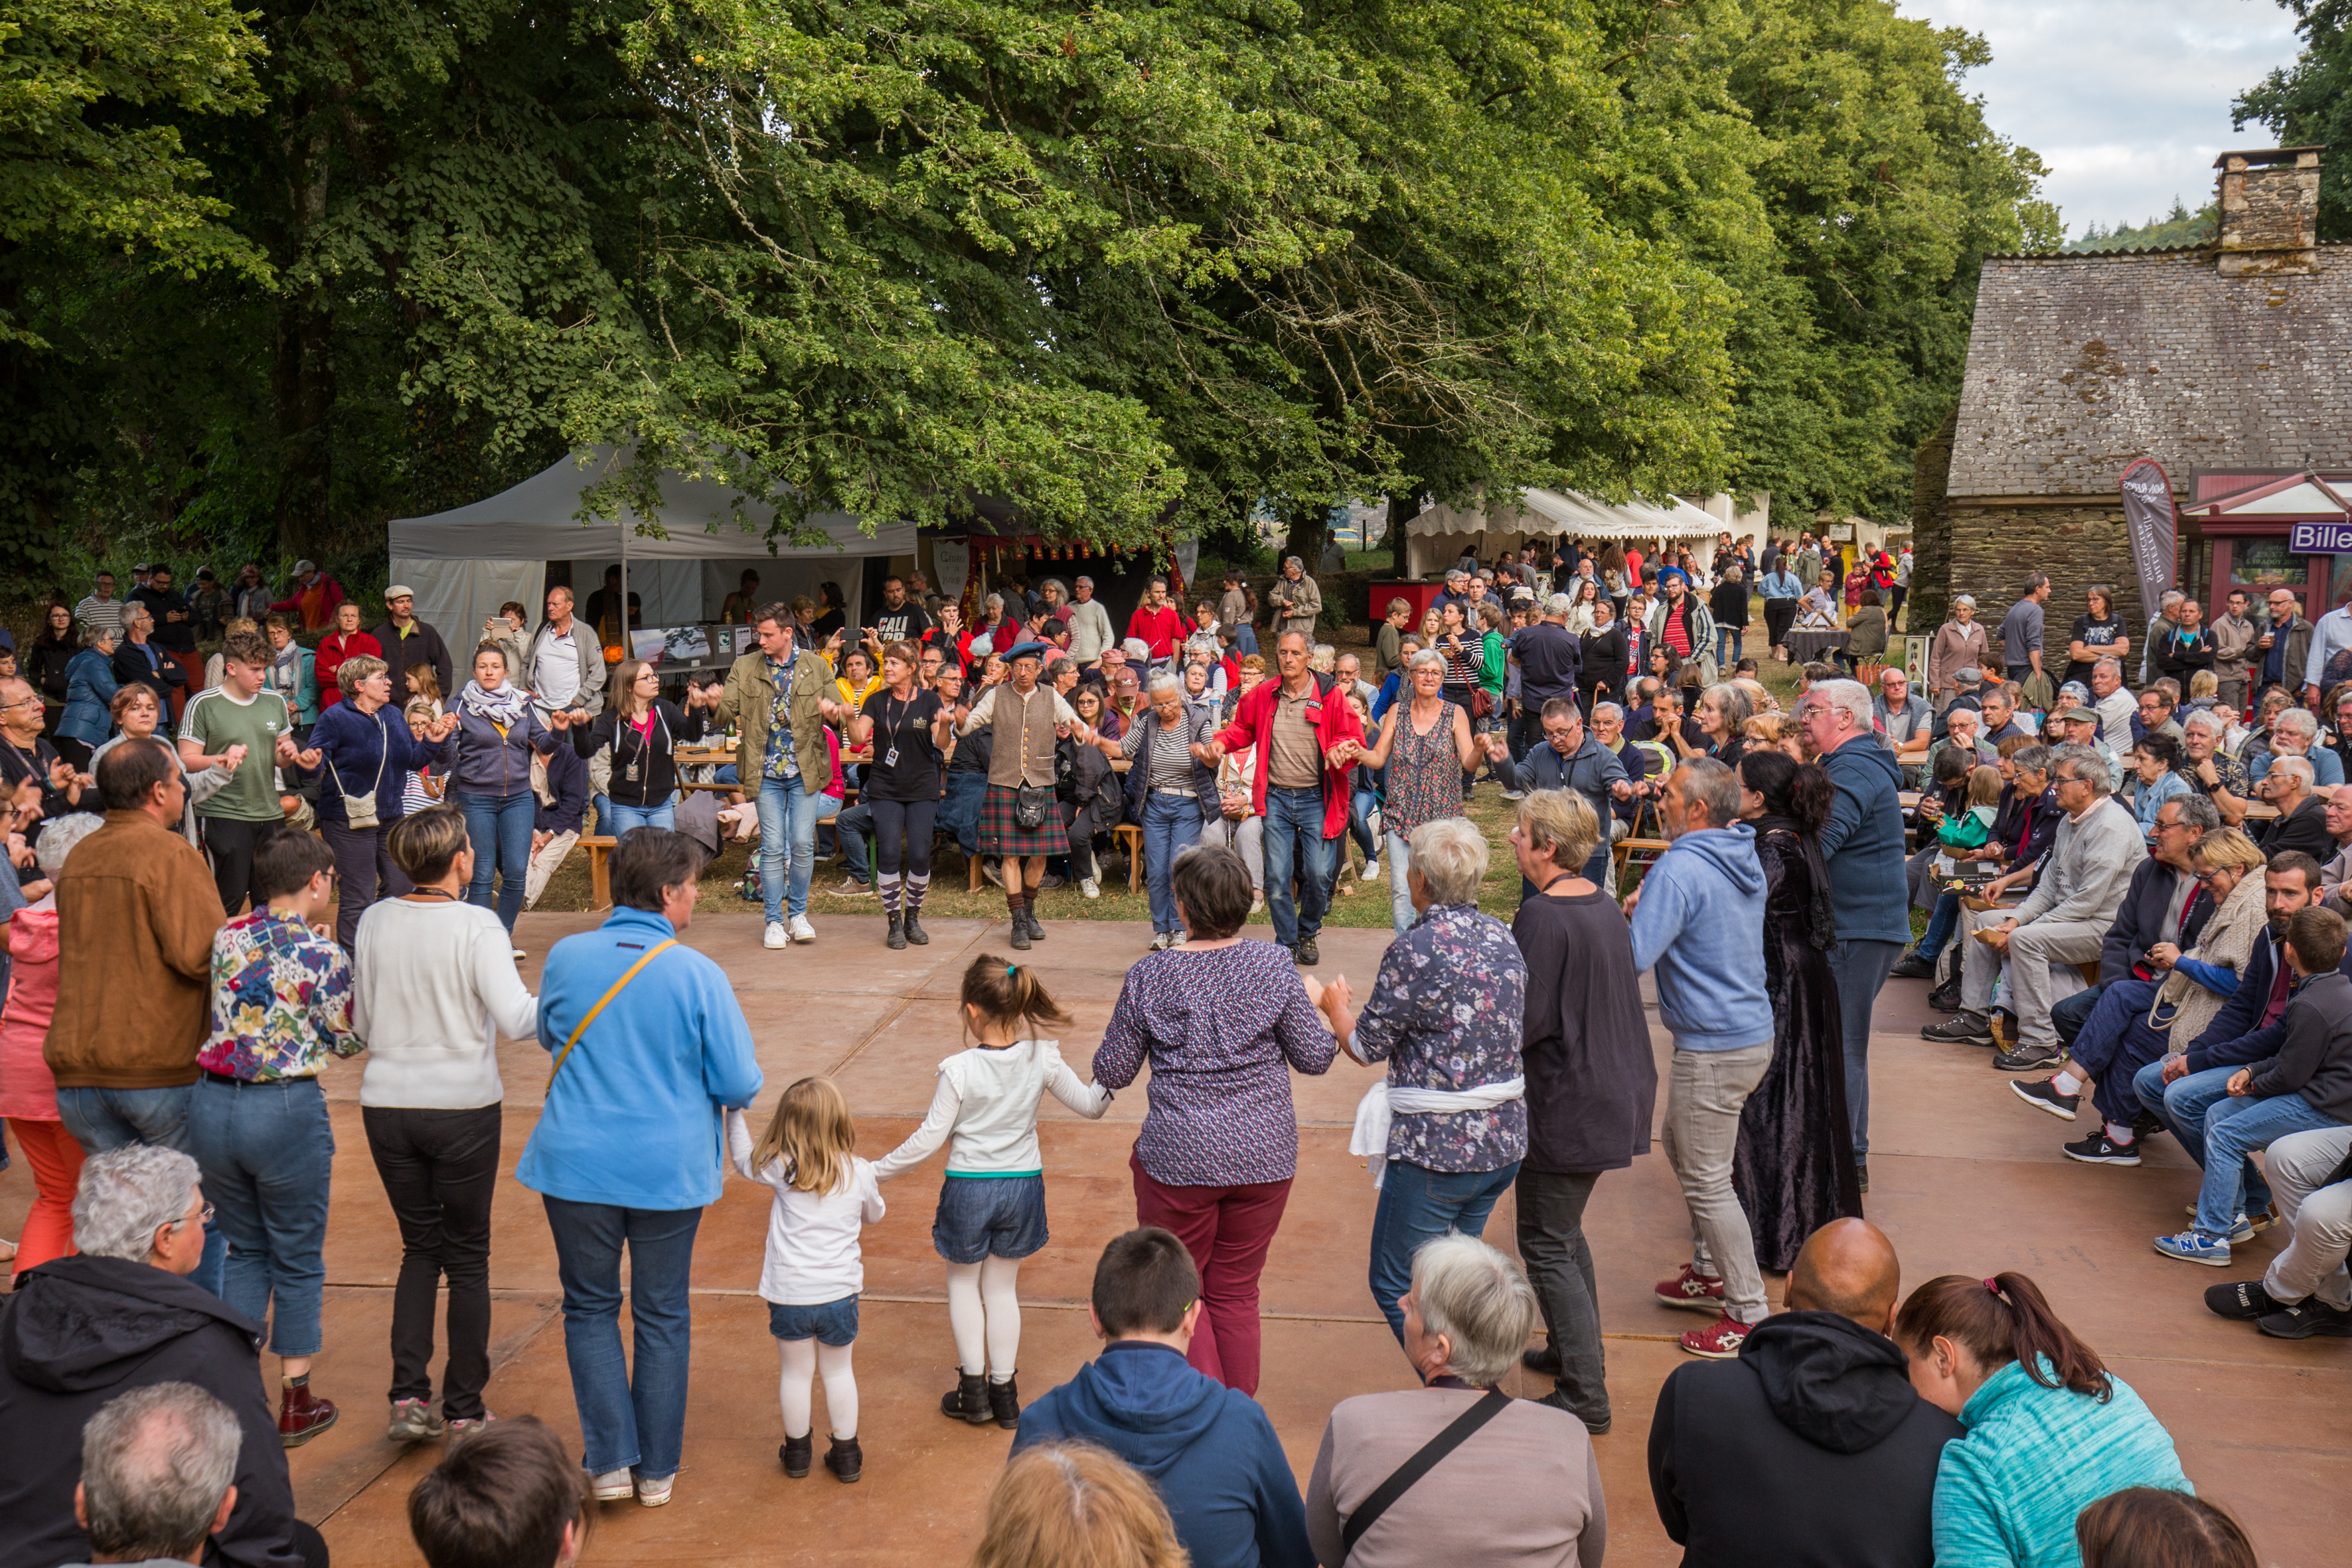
[272,110,335,562]
[1279,502,1333,568]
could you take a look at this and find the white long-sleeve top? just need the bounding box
[726,1110,885,1304]
[353,896,538,1109]
[872,1039,1111,1180]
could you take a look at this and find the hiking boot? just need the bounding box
[941,1372,991,1425]
[2207,1280,2290,1320]
[2009,1078,2078,1119]
[886,912,907,950]
[1679,1312,1752,1359]
[1993,1043,2062,1072]
[1024,908,1047,941]
[277,1383,338,1448]
[2154,1229,2231,1267]
[2065,1131,2142,1166]
[781,1432,814,1478]
[1654,1263,1726,1313]
[824,1435,865,1482]
[987,1375,1021,1431]
[1921,1012,1992,1044]
[2258,1299,2352,1339]
[903,912,929,945]
[1009,913,1032,951]
[1889,951,1936,980]
[386,1398,444,1444]
[1295,937,1320,967]
[1926,979,1962,1012]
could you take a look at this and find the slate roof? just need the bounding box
[1946,245,2352,499]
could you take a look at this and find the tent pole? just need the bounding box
[619,526,629,659]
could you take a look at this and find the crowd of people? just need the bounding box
[0,540,2330,1568]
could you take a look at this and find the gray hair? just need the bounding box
[2011,744,2054,774]
[2171,791,2222,833]
[2161,589,2185,609]
[983,592,1004,613]
[1285,556,1304,570]
[2093,657,2124,680]
[1946,706,1981,732]
[2049,742,2114,795]
[1122,637,1151,662]
[1806,677,1873,733]
[80,623,116,651]
[1544,593,1574,618]
[1044,655,1077,684]
[1145,670,1183,699]
[35,811,104,876]
[73,1143,200,1263]
[2276,708,2321,742]
[1075,575,1094,590]
[79,1383,242,1562]
[2272,755,2316,789]
[1593,701,1624,722]
[1406,817,1488,905]
[1701,682,1753,729]
[1953,593,1977,609]
[1406,647,1448,675]
[1409,1233,1540,1387]
[1674,755,1741,828]
[2182,708,2228,738]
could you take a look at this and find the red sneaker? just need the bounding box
[278,1383,339,1447]
[1654,1263,1726,1314]
[1680,1312,1753,1359]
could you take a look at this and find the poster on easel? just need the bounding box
[933,539,971,608]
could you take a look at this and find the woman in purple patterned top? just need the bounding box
[1324,817,1528,1348]
[1095,843,1344,1393]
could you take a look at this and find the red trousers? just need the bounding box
[1131,1152,1291,1395]
[7,1118,85,1277]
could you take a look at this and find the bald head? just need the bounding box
[1785,1218,1901,1334]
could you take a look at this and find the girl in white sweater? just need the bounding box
[874,956,1111,1431]
[728,1076,883,1484]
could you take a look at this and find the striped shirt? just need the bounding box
[1123,706,1208,792]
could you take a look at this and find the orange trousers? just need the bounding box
[7,1118,84,1277]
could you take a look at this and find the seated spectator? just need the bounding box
[1924,745,2142,1054]
[973,1442,1188,1568]
[2205,1120,2352,1340]
[1648,1219,1962,1568]
[2258,755,2334,859]
[2157,905,2352,1267]
[1897,1271,2190,1567]
[2250,706,2345,787]
[1014,1228,1312,1568]
[2180,709,2253,828]
[2125,732,2193,844]
[2076,1488,2256,1568]
[70,1383,244,1568]
[408,1416,591,1568]
[1306,1234,1603,1568]
[1895,745,2057,986]
[1924,705,1996,775]
[0,1144,325,1568]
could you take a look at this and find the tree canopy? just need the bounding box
[2235,0,2352,243]
[0,0,2053,580]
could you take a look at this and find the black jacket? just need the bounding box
[0,1255,307,1568]
[112,635,187,700]
[2247,970,2352,1120]
[1648,1311,1962,1568]
[574,698,686,809]
[370,617,455,704]
[2260,793,2335,862]
[2101,858,2213,988]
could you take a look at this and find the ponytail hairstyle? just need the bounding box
[751,1076,856,1196]
[961,953,1074,1043]
[1895,1271,2112,1402]
[1738,747,1832,836]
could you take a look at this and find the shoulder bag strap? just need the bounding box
[1340,1389,1510,1561]
[548,939,677,1085]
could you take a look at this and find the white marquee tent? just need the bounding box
[1405,489,1728,577]
[388,447,917,645]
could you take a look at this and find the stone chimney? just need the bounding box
[2213,146,2322,275]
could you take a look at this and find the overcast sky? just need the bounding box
[1896,0,2306,238]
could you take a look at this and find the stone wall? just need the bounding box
[1907,407,1957,629]
[1946,500,2168,654]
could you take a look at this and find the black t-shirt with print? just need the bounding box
[861,687,945,801]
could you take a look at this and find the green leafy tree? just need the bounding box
[2235,1,2352,241]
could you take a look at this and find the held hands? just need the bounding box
[296,747,323,770]
[430,713,459,741]
[548,707,578,730]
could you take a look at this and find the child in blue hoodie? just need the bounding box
[1626,755,1776,1360]
[1015,1228,1314,1568]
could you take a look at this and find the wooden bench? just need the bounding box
[581,834,617,909]
[1113,823,1145,892]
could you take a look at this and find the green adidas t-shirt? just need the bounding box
[179,686,294,822]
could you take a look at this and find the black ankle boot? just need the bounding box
[886,912,907,950]
[987,1375,1020,1430]
[941,1372,990,1425]
[824,1435,863,1482]
[1008,909,1032,950]
[779,1432,813,1477]
[1024,907,1046,941]
[903,911,929,945]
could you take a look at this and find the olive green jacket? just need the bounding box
[716,649,833,792]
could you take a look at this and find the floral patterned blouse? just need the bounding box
[1352,902,1529,1172]
[196,909,360,1082]
[1383,703,1463,835]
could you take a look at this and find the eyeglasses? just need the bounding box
[170,1201,215,1232]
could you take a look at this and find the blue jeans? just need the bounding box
[1383,829,1417,936]
[2052,982,2106,1051]
[1143,791,1204,934]
[1235,625,1259,657]
[54,1084,225,1296]
[1262,784,1332,947]
[1368,1158,1521,1341]
[2197,1094,2343,1237]
[455,787,536,932]
[602,799,676,837]
[1917,891,1961,961]
[755,773,826,922]
[542,1196,703,1480]
[1715,625,1741,668]
[187,1076,333,1357]
[1348,789,1381,866]
[834,801,873,883]
[940,773,986,855]
[2140,1062,2274,1214]
[1827,939,1901,1162]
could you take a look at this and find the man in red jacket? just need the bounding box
[1201,630,1364,967]
[1125,576,1187,663]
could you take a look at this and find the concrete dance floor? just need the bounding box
[7,911,2349,1565]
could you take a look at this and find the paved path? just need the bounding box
[7,912,2347,1565]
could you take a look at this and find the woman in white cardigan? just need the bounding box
[353,803,538,1445]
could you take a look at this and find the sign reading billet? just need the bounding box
[2290,522,2352,554]
[2117,457,2176,617]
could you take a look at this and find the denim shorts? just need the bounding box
[767,1295,860,1346]
[932,1174,1048,1264]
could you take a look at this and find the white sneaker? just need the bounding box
[763,921,788,949]
[636,1473,674,1507]
[1361,859,1379,883]
[1080,876,1101,900]
[789,914,817,943]
[591,1468,635,1502]
[510,947,526,960]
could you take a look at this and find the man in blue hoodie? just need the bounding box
[1798,678,1910,1191]
[1014,1229,1314,1568]
[1627,757,1774,1360]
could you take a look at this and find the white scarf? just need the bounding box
[1349,1077,1526,1190]
[458,678,529,728]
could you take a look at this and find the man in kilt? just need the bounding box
[956,640,1107,949]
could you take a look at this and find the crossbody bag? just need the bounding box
[1339,1389,1510,1561]
[325,711,391,829]
[548,939,677,1085]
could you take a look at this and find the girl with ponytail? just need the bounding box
[1897,1271,2191,1567]
[872,956,1111,1433]
[1730,749,1861,1268]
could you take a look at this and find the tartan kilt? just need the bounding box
[979,784,1068,856]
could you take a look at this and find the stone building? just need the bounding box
[1913,146,2352,660]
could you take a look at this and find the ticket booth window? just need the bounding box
[2230,540,2310,588]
